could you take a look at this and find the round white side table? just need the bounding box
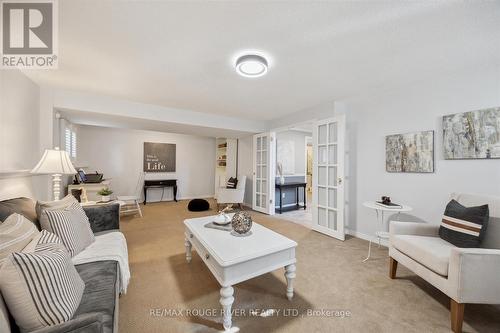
[362,201,412,262]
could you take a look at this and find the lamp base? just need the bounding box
[52,174,62,201]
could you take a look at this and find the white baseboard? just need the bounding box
[144,194,215,203]
[346,228,389,247]
[178,194,215,201]
[274,202,306,209]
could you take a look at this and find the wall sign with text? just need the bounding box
[143,142,176,172]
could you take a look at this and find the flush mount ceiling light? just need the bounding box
[235,54,268,78]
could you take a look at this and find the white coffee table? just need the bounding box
[362,201,412,262]
[184,214,297,331]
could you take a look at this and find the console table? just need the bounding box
[68,181,111,202]
[275,182,307,214]
[143,179,177,204]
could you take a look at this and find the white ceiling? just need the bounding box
[24,1,500,122]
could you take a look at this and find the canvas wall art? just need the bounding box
[276,139,295,175]
[386,130,434,173]
[443,107,500,159]
[143,142,176,172]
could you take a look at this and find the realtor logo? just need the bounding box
[1,0,58,68]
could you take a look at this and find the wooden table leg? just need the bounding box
[389,257,398,279]
[220,286,234,330]
[451,299,464,333]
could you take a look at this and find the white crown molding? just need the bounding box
[0,170,31,179]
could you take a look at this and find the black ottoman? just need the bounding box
[188,199,210,212]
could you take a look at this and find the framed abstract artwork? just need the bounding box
[443,107,500,159]
[386,130,434,173]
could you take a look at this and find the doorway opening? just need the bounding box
[274,122,314,225]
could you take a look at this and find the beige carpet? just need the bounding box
[118,200,500,333]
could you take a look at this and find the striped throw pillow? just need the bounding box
[0,213,39,266]
[23,230,64,253]
[42,202,95,257]
[439,199,489,248]
[0,244,84,332]
[226,177,238,189]
[36,195,77,232]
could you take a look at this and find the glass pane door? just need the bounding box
[312,115,345,240]
[253,133,275,214]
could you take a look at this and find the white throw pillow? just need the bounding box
[0,213,39,266]
[0,243,84,332]
[41,202,95,257]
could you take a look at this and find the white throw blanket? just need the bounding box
[72,231,130,294]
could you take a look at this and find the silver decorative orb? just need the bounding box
[231,211,252,234]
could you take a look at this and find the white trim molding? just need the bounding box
[346,228,389,247]
[0,170,31,179]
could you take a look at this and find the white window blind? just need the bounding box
[65,128,77,159]
[71,131,77,158]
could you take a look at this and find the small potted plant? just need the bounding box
[97,187,113,202]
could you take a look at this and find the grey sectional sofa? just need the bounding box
[0,197,123,333]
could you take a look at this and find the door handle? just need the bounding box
[338,177,342,185]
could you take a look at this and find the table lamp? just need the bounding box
[31,147,77,201]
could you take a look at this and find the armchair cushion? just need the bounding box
[392,234,456,276]
[216,188,245,204]
[390,221,440,237]
[439,199,489,248]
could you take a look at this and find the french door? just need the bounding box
[252,132,275,215]
[312,115,345,240]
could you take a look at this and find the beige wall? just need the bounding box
[0,70,40,171]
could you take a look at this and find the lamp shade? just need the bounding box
[31,148,77,175]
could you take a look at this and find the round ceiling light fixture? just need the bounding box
[235,54,268,78]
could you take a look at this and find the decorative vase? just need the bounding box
[279,176,285,185]
[231,211,252,235]
[101,195,111,202]
[214,212,230,225]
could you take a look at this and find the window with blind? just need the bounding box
[65,128,77,159]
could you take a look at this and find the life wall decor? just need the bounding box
[143,142,176,172]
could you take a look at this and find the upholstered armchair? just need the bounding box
[216,176,247,210]
[388,193,500,333]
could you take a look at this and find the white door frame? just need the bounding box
[252,132,276,215]
[268,120,316,220]
[311,115,345,240]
